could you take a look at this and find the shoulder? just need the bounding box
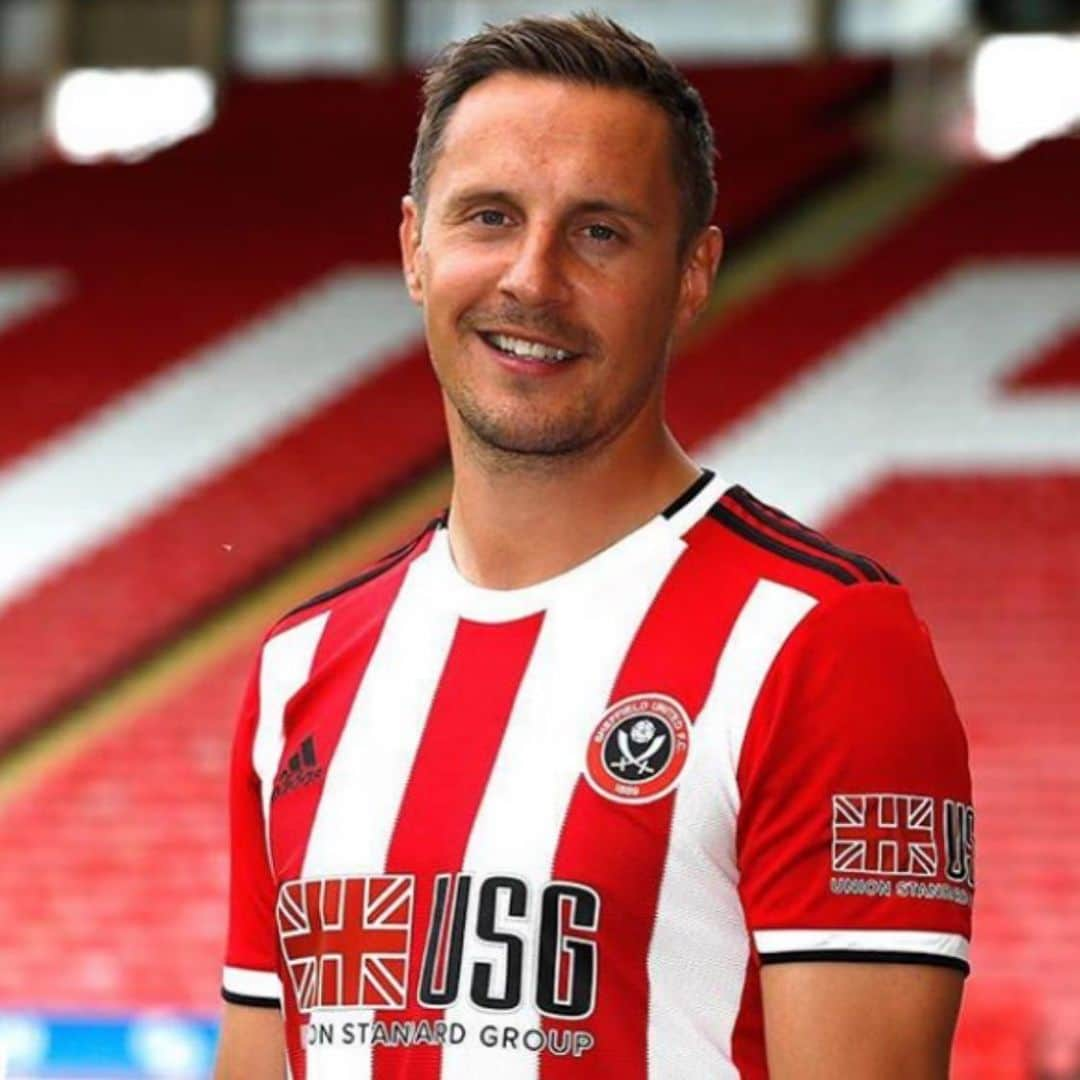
[691,482,900,606]
[686,482,956,751]
[720,490,963,793]
[265,512,444,643]
[227,513,445,768]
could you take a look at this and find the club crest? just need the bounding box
[584,693,691,804]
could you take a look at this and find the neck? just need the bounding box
[444,403,700,591]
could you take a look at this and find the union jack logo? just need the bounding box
[832,793,938,877]
[277,874,414,1011]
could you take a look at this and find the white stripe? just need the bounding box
[440,530,686,1080]
[222,964,283,1001]
[754,928,970,963]
[300,556,461,1080]
[646,579,817,1078]
[302,561,459,875]
[717,581,818,813]
[0,267,420,610]
[0,271,66,337]
[253,612,330,847]
[699,263,1080,525]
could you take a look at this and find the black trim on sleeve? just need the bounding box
[708,502,859,585]
[222,987,282,1009]
[758,949,970,976]
[728,485,899,584]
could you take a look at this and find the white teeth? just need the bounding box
[489,333,572,363]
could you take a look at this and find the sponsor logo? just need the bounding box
[584,693,691,804]
[832,793,938,877]
[272,735,323,801]
[276,873,600,1021]
[300,1019,595,1057]
[278,875,414,1010]
[830,793,976,906]
[943,798,976,888]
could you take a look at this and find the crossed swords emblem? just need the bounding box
[611,725,667,776]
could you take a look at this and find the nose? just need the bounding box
[497,223,571,308]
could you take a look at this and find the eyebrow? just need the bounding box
[442,187,654,229]
[572,199,654,228]
[442,188,519,218]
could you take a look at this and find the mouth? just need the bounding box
[477,330,582,366]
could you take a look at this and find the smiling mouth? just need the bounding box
[478,331,581,365]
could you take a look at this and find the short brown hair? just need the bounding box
[410,13,717,256]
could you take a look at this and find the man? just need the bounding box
[216,14,974,1078]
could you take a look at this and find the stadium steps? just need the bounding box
[0,62,885,751]
[0,139,1077,1080]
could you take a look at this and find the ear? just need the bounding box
[674,225,723,341]
[399,195,424,304]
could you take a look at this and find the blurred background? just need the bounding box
[0,0,1077,1076]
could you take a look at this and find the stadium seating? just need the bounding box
[0,61,883,748]
[0,62,1077,1077]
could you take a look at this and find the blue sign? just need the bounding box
[0,1013,218,1077]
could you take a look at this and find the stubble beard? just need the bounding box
[443,306,604,462]
[431,297,670,469]
[438,348,665,473]
[448,374,600,463]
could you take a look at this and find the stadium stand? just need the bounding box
[0,61,1077,1078]
[0,60,883,749]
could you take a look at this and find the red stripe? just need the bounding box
[1005,322,1080,390]
[541,519,757,1078]
[0,261,343,470]
[269,534,431,1080]
[373,612,544,1080]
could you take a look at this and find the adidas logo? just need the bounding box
[272,736,324,801]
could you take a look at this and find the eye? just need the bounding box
[473,209,509,227]
[583,223,619,243]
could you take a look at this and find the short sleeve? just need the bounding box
[736,582,974,974]
[221,646,282,1007]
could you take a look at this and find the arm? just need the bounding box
[216,646,288,1076]
[737,582,975,1075]
[215,1003,286,1080]
[761,962,963,1079]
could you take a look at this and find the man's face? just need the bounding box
[400,72,721,460]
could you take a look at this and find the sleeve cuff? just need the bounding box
[222,964,282,1007]
[753,928,970,975]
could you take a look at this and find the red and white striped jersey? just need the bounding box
[222,469,974,1079]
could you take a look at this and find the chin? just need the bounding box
[470,421,594,457]
[459,404,600,458]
